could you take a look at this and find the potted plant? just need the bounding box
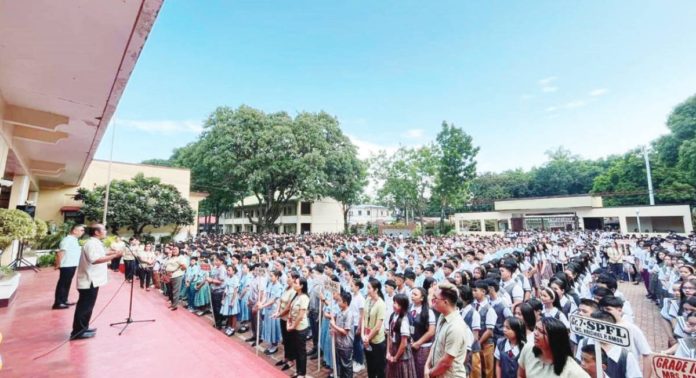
[0,209,37,308]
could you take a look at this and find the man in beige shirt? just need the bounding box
[71,224,123,340]
[425,282,473,378]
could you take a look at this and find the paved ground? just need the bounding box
[0,269,669,378]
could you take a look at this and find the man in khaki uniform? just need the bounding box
[425,282,473,378]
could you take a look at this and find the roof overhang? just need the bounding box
[0,0,164,188]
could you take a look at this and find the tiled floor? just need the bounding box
[0,270,671,378]
[0,269,286,378]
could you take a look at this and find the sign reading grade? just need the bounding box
[652,355,696,378]
[325,280,341,295]
[569,314,631,347]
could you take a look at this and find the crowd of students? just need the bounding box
[121,230,696,378]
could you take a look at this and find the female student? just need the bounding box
[386,294,417,378]
[495,317,526,378]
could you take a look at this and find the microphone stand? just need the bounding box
[110,244,156,335]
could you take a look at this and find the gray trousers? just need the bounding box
[336,347,353,378]
[170,275,184,306]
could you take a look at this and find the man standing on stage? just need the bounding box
[52,224,85,310]
[71,224,123,340]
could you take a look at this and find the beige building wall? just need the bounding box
[36,160,203,239]
[219,196,344,234]
[495,195,602,211]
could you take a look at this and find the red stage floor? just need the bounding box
[0,269,286,378]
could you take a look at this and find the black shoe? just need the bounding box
[308,353,318,360]
[250,342,257,347]
[52,303,69,310]
[64,301,76,306]
[264,348,278,355]
[281,363,292,371]
[85,328,97,333]
[239,326,248,333]
[245,336,256,342]
[275,360,286,366]
[70,331,96,340]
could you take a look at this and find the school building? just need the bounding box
[451,195,693,235]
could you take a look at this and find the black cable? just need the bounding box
[32,277,129,360]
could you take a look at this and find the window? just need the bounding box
[367,210,371,216]
[349,211,353,216]
[284,205,296,216]
[64,211,85,225]
[235,210,242,218]
[358,210,362,216]
[300,202,311,215]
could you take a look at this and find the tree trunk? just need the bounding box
[343,204,350,234]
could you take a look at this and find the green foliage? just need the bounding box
[32,219,48,243]
[185,105,361,232]
[35,222,74,250]
[37,252,56,267]
[76,173,194,235]
[371,145,437,228]
[159,235,173,245]
[141,158,175,167]
[0,209,36,249]
[433,122,479,230]
[140,234,156,244]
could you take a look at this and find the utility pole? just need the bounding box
[642,146,655,206]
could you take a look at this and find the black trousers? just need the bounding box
[365,340,387,378]
[280,319,296,361]
[72,284,99,336]
[290,327,310,376]
[54,266,76,306]
[110,257,120,271]
[211,290,224,327]
[139,268,153,288]
[309,310,319,351]
[124,260,136,280]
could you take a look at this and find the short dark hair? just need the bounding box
[87,224,104,237]
[340,290,352,306]
[437,282,459,306]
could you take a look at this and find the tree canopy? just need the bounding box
[76,173,195,235]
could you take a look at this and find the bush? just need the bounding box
[37,252,56,268]
[0,209,36,249]
[140,234,156,244]
[159,235,173,245]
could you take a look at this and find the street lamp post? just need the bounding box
[636,209,642,234]
[642,146,655,206]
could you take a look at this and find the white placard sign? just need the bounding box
[651,354,696,378]
[569,314,631,348]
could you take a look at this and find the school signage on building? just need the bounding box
[569,314,631,347]
[651,355,696,378]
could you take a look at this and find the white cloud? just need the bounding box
[538,77,557,86]
[402,128,425,139]
[589,88,609,97]
[545,106,558,113]
[563,100,587,109]
[347,135,398,160]
[116,119,203,134]
[538,76,559,93]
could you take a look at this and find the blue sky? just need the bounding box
[96,1,696,173]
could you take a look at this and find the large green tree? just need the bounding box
[325,142,368,233]
[433,122,479,231]
[193,105,360,232]
[371,146,437,229]
[76,173,195,235]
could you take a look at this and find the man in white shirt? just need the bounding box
[71,224,122,340]
[53,224,85,310]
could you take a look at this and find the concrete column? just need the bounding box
[0,137,8,177]
[618,216,628,234]
[8,174,30,209]
[479,219,486,232]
